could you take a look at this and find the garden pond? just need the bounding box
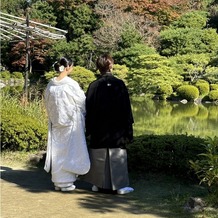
[131,97,218,139]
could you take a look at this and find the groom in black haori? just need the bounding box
[84,53,134,194]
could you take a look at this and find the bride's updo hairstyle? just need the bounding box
[53,57,73,73]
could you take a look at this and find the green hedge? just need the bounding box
[1,95,48,151]
[0,71,24,79]
[1,112,47,151]
[195,82,210,96]
[2,85,23,96]
[176,85,199,101]
[208,90,218,101]
[127,134,205,178]
[210,84,218,91]
[71,66,96,92]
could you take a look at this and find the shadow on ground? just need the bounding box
[1,166,53,192]
[1,165,204,218]
[1,165,149,217]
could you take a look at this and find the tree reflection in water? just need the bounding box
[132,97,218,139]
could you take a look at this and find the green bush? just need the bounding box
[176,85,199,101]
[1,112,47,151]
[44,71,58,81]
[1,95,48,151]
[210,84,218,91]
[208,90,218,101]
[11,72,24,79]
[71,66,95,92]
[0,71,11,79]
[156,84,173,99]
[195,81,210,96]
[113,64,129,86]
[127,134,205,178]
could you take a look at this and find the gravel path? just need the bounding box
[1,165,161,218]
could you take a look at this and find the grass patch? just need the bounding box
[129,172,218,217]
[1,151,36,168]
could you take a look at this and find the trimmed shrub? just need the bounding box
[208,90,218,101]
[0,71,11,79]
[71,66,96,92]
[44,71,58,81]
[210,84,218,90]
[127,134,206,178]
[1,95,48,151]
[176,85,199,101]
[1,112,47,151]
[195,81,210,96]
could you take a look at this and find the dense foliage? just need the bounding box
[1,0,217,99]
[1,94,47,151]
[127,134,206,177]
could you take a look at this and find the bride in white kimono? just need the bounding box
[44,57,90,191]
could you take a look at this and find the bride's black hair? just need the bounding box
[53,57,73,72]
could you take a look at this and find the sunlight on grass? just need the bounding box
[1,151,35,168]
[129,173,218,218]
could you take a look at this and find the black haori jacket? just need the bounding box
[85,73,134,149]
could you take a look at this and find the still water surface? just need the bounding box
[131,98,218,139]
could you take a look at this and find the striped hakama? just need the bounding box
[84,148,129,190]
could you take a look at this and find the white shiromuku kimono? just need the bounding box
[44,76,90,187]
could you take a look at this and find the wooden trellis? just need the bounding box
[0,11,67,100]
[0,12,67,41]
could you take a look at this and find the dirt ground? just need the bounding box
[1,164,162,218]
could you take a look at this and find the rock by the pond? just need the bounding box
[184,197,205,213]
